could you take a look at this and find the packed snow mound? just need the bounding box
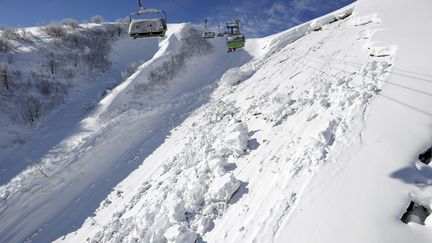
[59,3,398,243]
[221,63,256,86]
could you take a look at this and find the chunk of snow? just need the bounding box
[352,14,381,26]
[207,173,240,203]
[221,64,255,86]
[164,225,198,243]
[368,45,397,57]
[222,122,249,157]
[194,217,213,234]
[168,200,187,223]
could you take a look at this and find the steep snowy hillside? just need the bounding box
[0,22,159,184]
[57,1,429,242]
[0,24,250,243]
[1,0,431,242]
[276,0,432,243]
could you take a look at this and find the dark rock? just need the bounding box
[401,201,431,225]
[418,146,431,165]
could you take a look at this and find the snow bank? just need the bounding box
[207,173,241,203]
[221,63,256,86]
[352,13,381,26]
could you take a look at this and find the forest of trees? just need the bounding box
[0,17,128,126]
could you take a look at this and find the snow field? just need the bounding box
[61,5,396,243]
[0,23,252,243]
[206,8,395,243]
[4,0,430,242]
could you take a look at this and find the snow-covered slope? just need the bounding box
[276,1,432,243]
[1,0,431,242]
[0,23,160,184]
[0,23,251,243]
[59,2,425,243]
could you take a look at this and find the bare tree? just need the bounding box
[116,17,130,25]
[63,67,76,80]
[106,24,125,38]
[0,62,11,90]
[65,51,81,68]
[20,96,42,125]
[45,52,61,75]
[2,29,22,41]
[91,15,104,24]
[19,28,30,39]
[41,24,67,38]
[62,18,80,30]
[36,79,53,96]
[0,36,14,63]
[82,29,112,73]
[63,31,85,49]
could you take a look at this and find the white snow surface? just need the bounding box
[1,0,431,243]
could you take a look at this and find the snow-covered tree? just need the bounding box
[82,29,112,72]
[62,18,80,30]
[41,24,67,38]
[106,24,125,38]
[20,96,42,125]
[91,15,104,24]
[45,52,61,75]
[0,62,11,90]
[65,51,81,69]
[0,36,14,63]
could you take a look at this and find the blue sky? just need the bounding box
[0,0,354,37]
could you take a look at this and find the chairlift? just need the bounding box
[202,31,216,38]
[202,19,215,39]
[129,0,167,39]
[227,34,245,49]
[226,19,245,50]
[216,25,224,37]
